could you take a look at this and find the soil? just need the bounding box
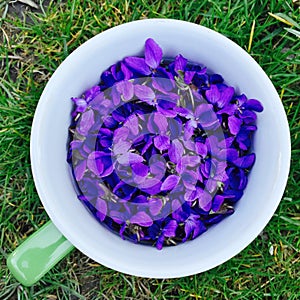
[7,0,52,22]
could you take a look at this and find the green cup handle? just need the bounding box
[7,220,75,286]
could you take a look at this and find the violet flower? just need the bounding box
[68,38,264,250]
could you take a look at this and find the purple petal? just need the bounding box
[205,84,220,105]
[184,119,196,140]
[116,80,134,101]
[130,211,153,227]
[111,85,121,106]
[163,220,177,237]
[243,99,264,112]
[87,151,103,175]
[154,135,170,151]
[156,234,165,250]
[152,76,174,94]
[132,174,148,185]
[140,178,162,195]
[145,38,163,69]
[149,156,166,175]
[147,112,168,134]
[233,153,256,169]
[71,97,87,115]
[205,179,217,193]
[118,152,144,165]
[228,116,243,135]
[168,139,184,163]
[125,114,139,135]
[131,162,149,177]
[133,195,148,203]
[161,175,180,191]
[171,199,184,220]
[113,140,131,155]
[128,153,144,164]
[181,155,200,168]
[113,127,129,141]
[218,86,234,108]
[110,210,126,224]
[168,117,182,139]
[77,109,94,136]
[210,73,224,84]
[184,220,195,241]
[181,170,198,190]
[211,195,225,212]
[134,84,156,103]
[225,148,239,162]
[192,220,206,239]
[124,56,151,75]
[139,178,160,188]
[95,199,107,221]
[74,160,86,181]
[195,142,207,157]
[198,189,212,211]
[154,112,168,134]
[184,71,195,84]
[149,198,163,216]
[182,139,196,152]
[103,115,118,128]
[84,85,101,102]
[87,151,113,177]
[140,139,153,156]
[238,110,257,123]
[174,54,187,72]
[196,104,219,128]
[184,189,198,202]
[120,62,133,80]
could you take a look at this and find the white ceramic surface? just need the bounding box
[30,19,290,278]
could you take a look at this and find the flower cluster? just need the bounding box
[67,38,263,250]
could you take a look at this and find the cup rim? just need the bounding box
[30,18,291,278]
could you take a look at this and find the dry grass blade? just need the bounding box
[17,0,39,10]
[268,12,300,28]
[284,27,300,38]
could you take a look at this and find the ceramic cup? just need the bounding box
[7,19,290,286]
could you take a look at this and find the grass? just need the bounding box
[0,0,299,299]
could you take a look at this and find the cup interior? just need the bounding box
[30,19,290,278]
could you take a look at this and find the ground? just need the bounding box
[0,0,299,299]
